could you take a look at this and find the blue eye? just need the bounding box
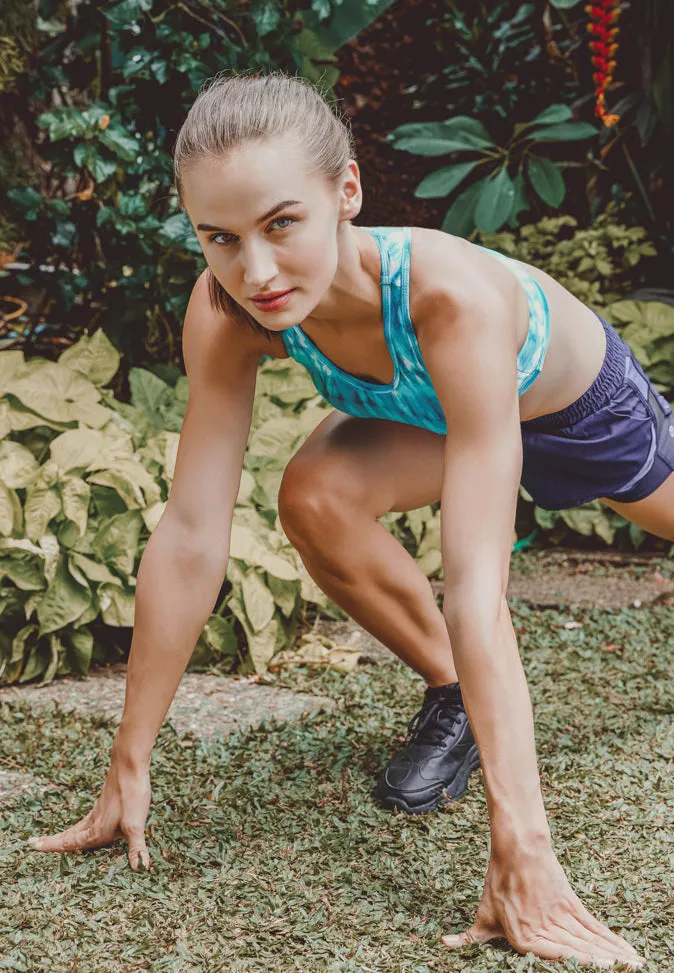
[209,215,296,246]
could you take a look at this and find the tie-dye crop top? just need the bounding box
[280,226,550,435]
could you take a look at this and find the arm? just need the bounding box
[115,273,264,764]
[27,273,267,868]
[418,286,643,968]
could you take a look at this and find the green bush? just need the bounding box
[477,204,658,307]
[1,327,451,685]
[0,0,394,368]
[387,105,599,236]
[0,329,345,685]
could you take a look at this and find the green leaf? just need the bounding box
[527,155,566,207]
[70,552,122,587]
[414,160,479,199]
[388,118,493,156]
[38,108,89,142]
[549,0,583,7]
[440,179,486,237]
[7,361,108,426]
[260,552,299,581]
[104,0,153,26]
[251,1,281,36]
[529,121,598,142]
[24,485,61,542]
[59,328,121,387]
[74,144,119,183]
[37,554,93,636]
[241,569,276,634]
[60,476,90,538]
[303,0,397,52]
[66,629,94,675]
[99,583,136,626]
[0,441,39,489]
[158,212,202,254]
[474,168,516,233]
[266,576,299,618]
[40,634,64,686]
[7,187,43,220]
[528,104,574,128]
[10,624,38,667]
[506,171,530,228]
[128,368,173,432]
[441,116,493,142]
[0,557,45,591]
[0,482,21,537]
[99,127,140,162]
[194,615,239,666]
[91,510,143,576]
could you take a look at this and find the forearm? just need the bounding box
[444,594,551,857]
[114,521,229,766]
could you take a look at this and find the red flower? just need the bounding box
[586,0,621,126]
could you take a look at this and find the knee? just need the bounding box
[278,460,350,546]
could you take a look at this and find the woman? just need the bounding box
[28,72,672,968]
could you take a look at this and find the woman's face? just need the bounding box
[181,138,354,330]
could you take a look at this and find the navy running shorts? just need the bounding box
[520,313,674,511]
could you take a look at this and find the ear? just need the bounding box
[338,158,362,222]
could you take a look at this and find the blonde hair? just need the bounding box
[173,71,356,341]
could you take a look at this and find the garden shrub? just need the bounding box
[0,0,394,371]
[0,329,347,686]
[477,203,658,308]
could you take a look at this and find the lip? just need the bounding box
[251,288,295,311]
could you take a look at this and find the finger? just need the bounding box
[441,920,500,949]
[541,923,634,968]
[529,936,643,969]
[28,822,120,854]
[573,903,643,959]
[566,913,643,963]
[127,838,151,872]
[27,819,93,853]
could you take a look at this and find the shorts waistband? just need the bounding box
[520,313,626,432]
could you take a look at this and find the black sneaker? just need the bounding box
[372,682,480,814]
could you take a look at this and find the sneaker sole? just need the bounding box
[373,743,480,815]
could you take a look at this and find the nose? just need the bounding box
[241,241,278,289]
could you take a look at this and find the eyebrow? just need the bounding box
[197,199,302,233]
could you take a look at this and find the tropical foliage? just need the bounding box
[477,204,658,310]
[387,105,598,235]
[0,0,395,368]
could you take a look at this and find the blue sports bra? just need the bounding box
[280,226,550,435]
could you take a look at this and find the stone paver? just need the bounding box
[0,664,336,739]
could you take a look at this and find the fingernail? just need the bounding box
[27,837,41,849]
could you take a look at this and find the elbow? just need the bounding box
[150,515,230,572]
[442,570,508,636]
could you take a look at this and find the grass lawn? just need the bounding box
[1,597,673,971]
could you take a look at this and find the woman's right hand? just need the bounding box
[26,741,152,871]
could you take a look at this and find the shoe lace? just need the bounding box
[406,695,462,747]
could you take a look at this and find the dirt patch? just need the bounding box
[313,549,674,664]
[0,666,335,740]
[502,548,674,609]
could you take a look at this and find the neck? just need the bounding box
[302,223,382,336]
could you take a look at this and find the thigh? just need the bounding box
[600,470,674,542]
[280,409,446,518]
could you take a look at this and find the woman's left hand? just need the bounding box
[441,848,644,968]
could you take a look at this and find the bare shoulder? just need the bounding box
[183,270,289,370]
[408,226,513,341]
